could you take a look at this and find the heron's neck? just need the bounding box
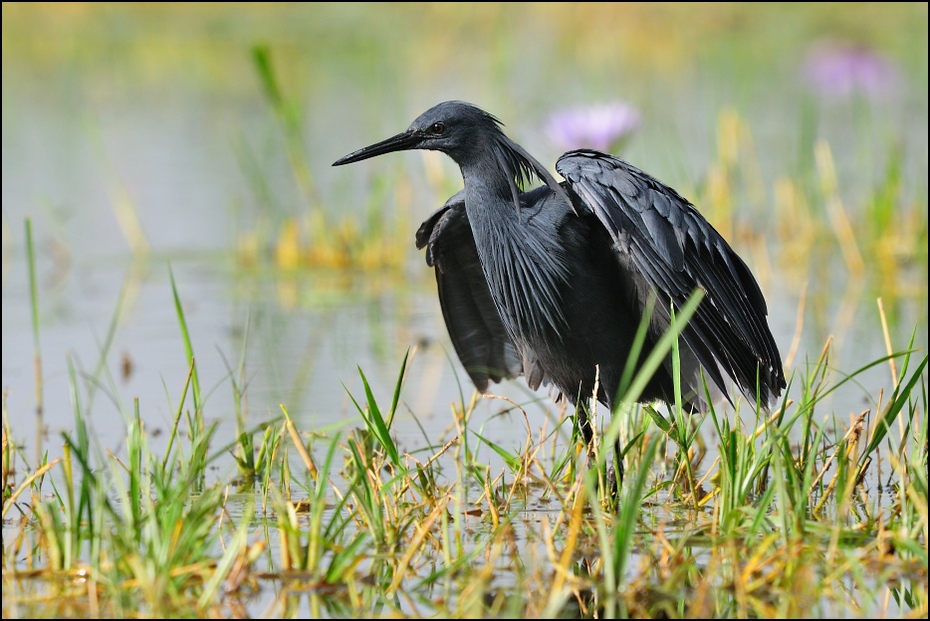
[459,167,569,340]
[455,131,564,227]
[461,167,518,213]
[459,168,523,252]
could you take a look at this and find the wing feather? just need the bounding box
[556,150,785,406]
[415,193,523,392]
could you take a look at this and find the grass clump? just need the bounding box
[2,320,927,618]
[3,214,927,617]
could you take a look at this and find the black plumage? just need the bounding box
[334,101,786,471]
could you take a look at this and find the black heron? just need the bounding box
[333,100,786,480]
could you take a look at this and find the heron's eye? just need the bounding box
[430,122,445,134]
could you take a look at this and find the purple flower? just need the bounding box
[545,102,641,152]
[802,43,901,100]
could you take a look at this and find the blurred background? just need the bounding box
[2,3,927,459]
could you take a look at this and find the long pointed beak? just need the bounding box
[332,129,421,166]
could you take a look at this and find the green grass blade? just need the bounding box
[168,266,202,421]
[24,217,44,464]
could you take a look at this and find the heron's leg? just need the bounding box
[576,400,625,501]
[607,439,625,494]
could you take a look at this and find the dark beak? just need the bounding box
[332,129,422,166]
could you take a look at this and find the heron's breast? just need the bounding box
[473,218,571,342]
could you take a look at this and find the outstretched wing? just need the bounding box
[556,150,786,406]
[415,191,523,392]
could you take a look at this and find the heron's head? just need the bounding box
[333,101,503,166]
